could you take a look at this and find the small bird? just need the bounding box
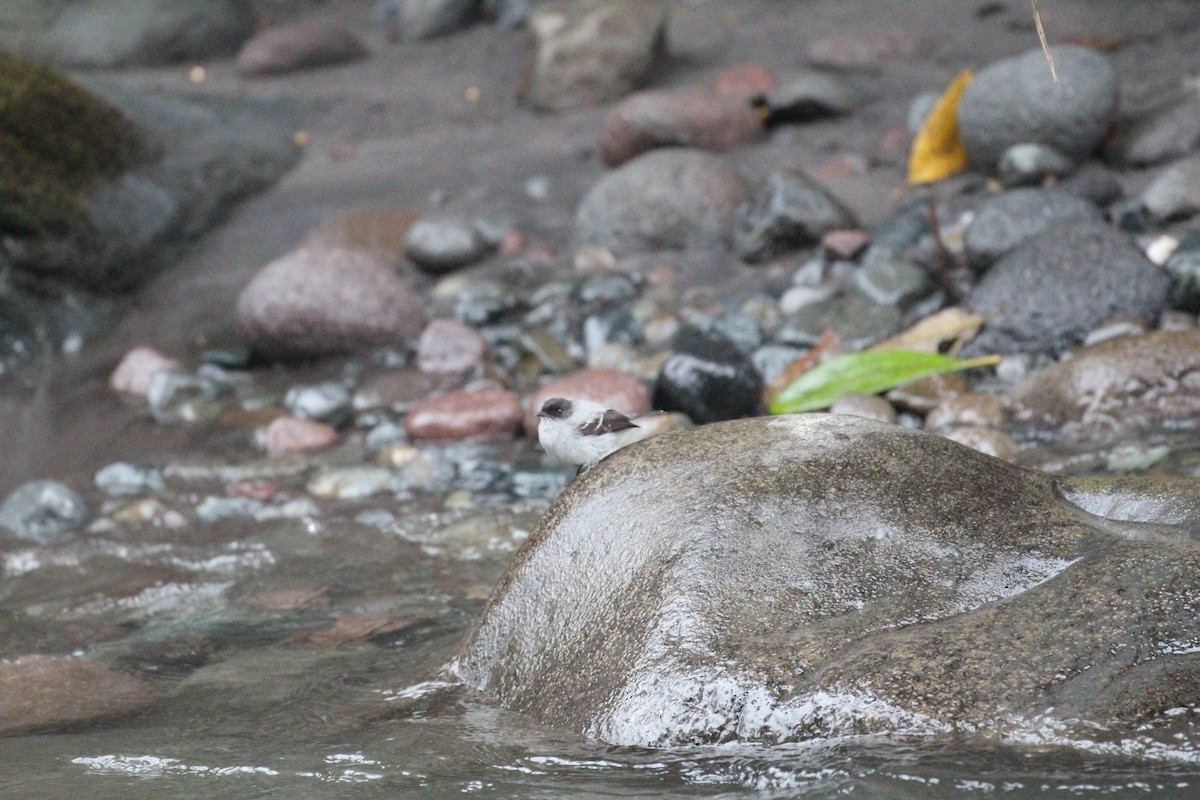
[537,397,659,473]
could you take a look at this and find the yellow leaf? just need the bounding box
[907,70,973,185]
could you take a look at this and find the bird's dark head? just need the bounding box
[538,397,572,420]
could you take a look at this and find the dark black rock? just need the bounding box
[576,271,638,306]
[759,71,870,124]
[957,45,1117,171]
[965,221,1170,356]
[734,169,857,263]
[964,188,1102,269]
[655,327,762,423]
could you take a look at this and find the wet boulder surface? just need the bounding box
[456,414,1200,747]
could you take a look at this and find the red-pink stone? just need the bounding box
[110,346,181,397]
[417,319,487,374]
[264,415,340,455]
[236,245,425,360]
[525,368,652,438]
[714,63,779,96]
[597,89,764,167]
[405,388,522,443]
[821,229,871,260]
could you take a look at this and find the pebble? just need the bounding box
[941,426,1019,460]
[1105,443,1171,473]
[751,344,808,385]
[0,656,157,737]
[417,319,488,374]
[575,149,748,256]
[397,449,458,493]
[1104,83,1200,167]
[886,372,968,413]
[1166,238,1200,313]
[924,393,1005,432]
[654,329,762,424]
[236,245,425,359]
[758,72,871,123]
[454,281,512,326]
[196,496,263,522]
[822,229,871,260]
[1058,162,1125,207]
[236,20,367,76]
[284,382,353,427]
[583,310,641,354]
[577,271,639,306]
[110,346,181,397]
[735,169,857,263]
[512,470,571,500]
[303,209,416,265]
[307,467,397,500]
[829,394,898,424]
[354,370,447,413]
[521,0,669,112]
[519,328,576,373]
[776,291,903,351]
[525,367,652,437]
[853,257,932,308]
[957,45,1118,170]
[779,284,837,315]
[596,89,763,167]
[965,222,1171,356]
[375,0,478,41]
[111,498,170,526]
[714,62,778,96]
[1082,315,1148,347]
[906,91,940,135]
[996,143,1074,187]
[683,313,763,355]
[806,28,925,71]
[0,480,89,545]
[1140,155,1200,222]
[963,188,1102,269]
[405,388,522,442]
[405,216,492,274]
[94,463,165,497]
[263,416,340,456]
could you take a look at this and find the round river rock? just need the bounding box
[457,414,1200,747]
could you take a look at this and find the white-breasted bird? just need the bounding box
[536,397,661,472]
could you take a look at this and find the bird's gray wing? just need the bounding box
[578,410,639,436]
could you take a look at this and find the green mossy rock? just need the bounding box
[0,51,141,235]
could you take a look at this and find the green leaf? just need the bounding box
[768,350,1001,415]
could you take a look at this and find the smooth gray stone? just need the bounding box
[457,414,1200,746]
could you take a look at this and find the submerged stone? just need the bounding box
[457,414,1200,747]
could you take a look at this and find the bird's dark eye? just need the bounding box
[540,398,570,418]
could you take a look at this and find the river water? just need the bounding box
[0,435,1198,799]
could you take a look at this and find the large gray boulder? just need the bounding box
[457,414,1200,747]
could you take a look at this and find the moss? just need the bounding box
[0,51,142,236]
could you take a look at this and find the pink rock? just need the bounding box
[525,368,652,438]
[417,319,487,374]
[821,229,871,260]
[237,20,368,77]
[806,28,926,71]
[110,346,181,397]
[264,415,340,455]
[714,63,779,96]
[597,89,764,168]
[405,388,522,443]
[236,245,425,360]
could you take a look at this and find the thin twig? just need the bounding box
[1031,0,1058,84]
